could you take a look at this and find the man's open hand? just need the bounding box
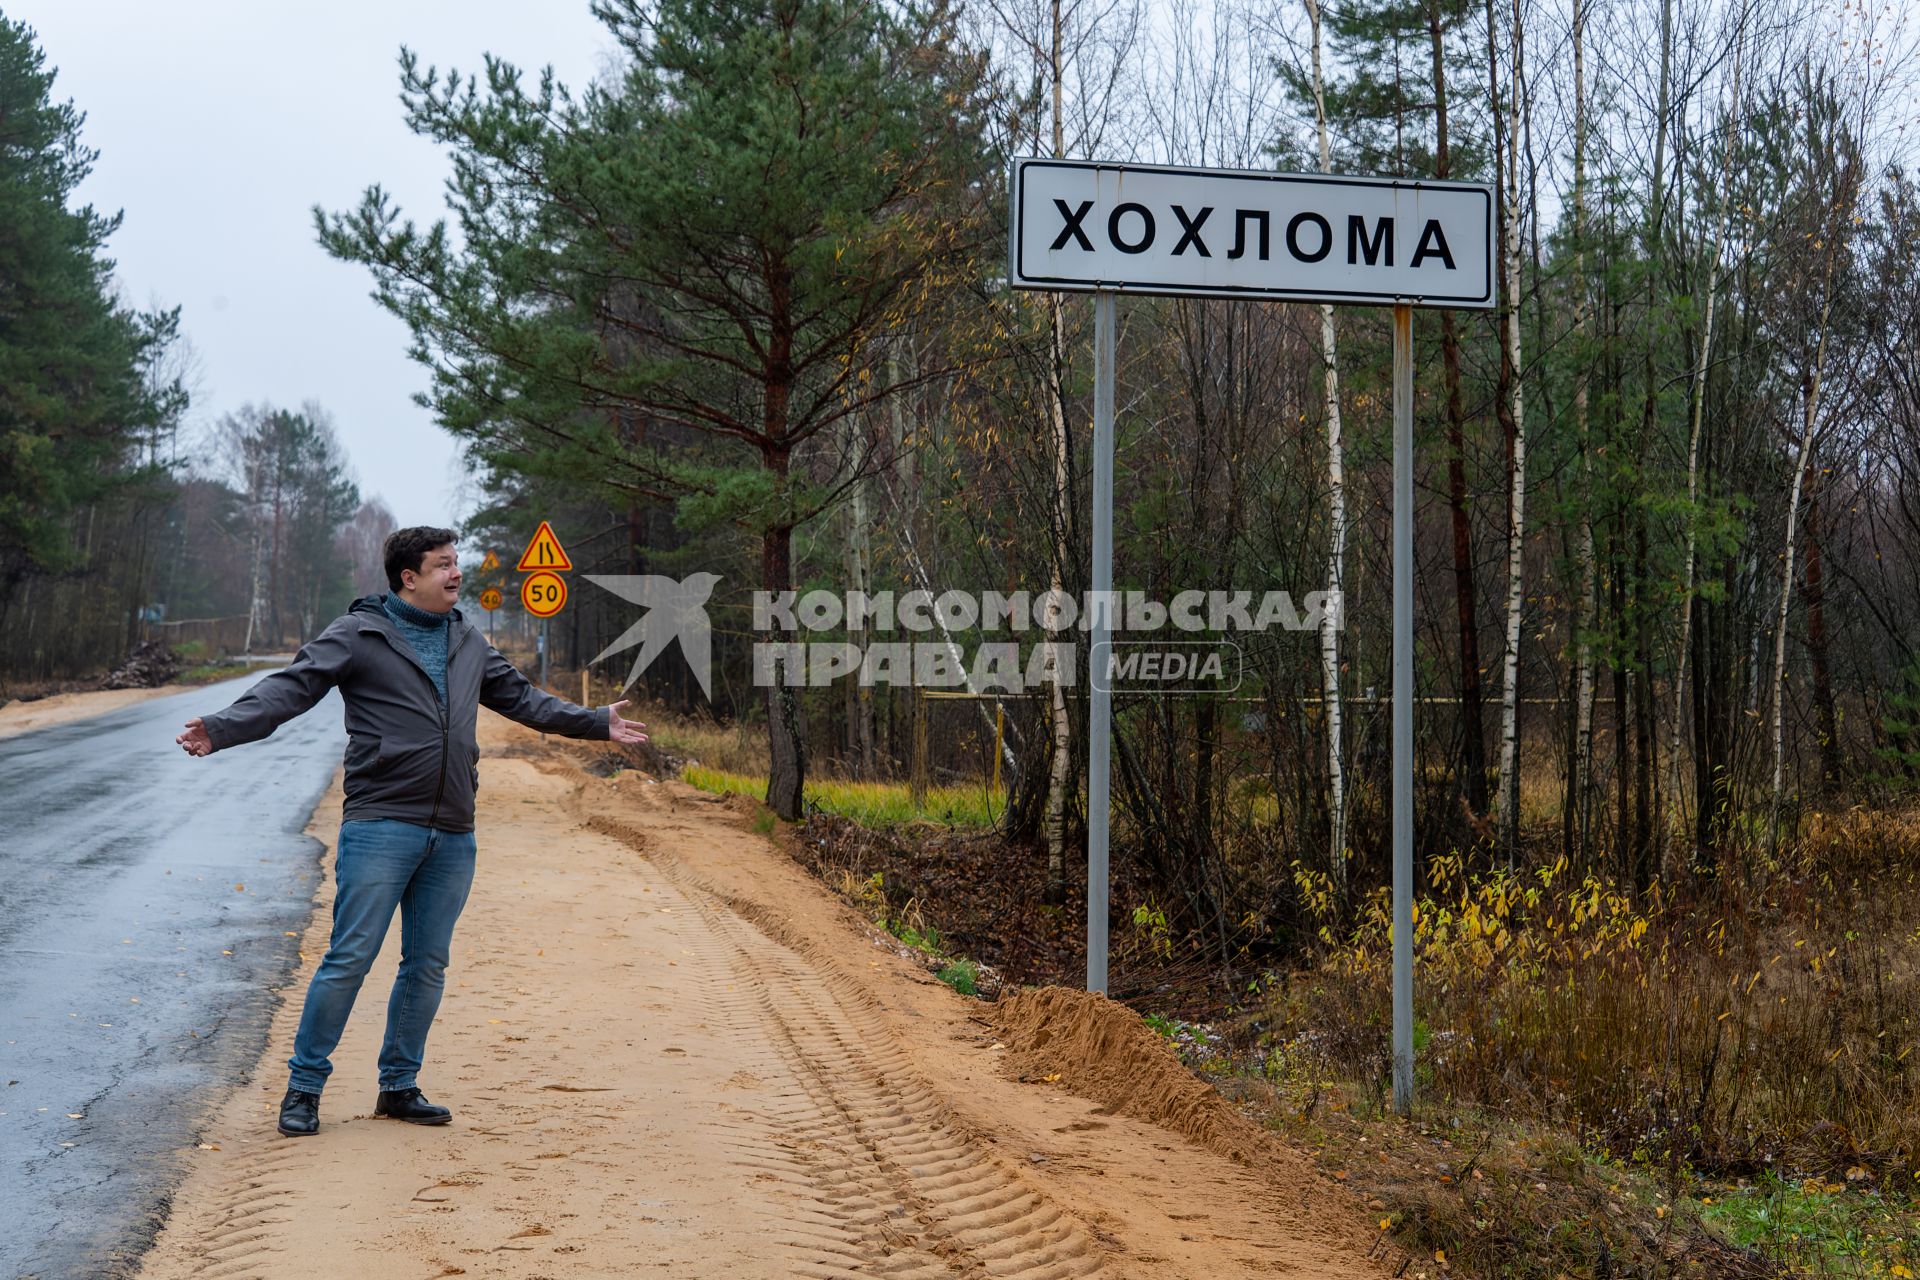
[609,700,649,745]
[175,718,214,757]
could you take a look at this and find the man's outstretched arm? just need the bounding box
[478,643,649,744]
[175,617,356,757]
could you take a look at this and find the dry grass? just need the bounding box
[1282,813,1920,1180]
[1244,808,1920,1275]
[571,679,770,776]
[1210,1067,1775,1280]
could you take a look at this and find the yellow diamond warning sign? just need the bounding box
[515,521,572,572]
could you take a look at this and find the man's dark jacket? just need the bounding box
[200,593,610,832]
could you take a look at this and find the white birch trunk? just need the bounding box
[1769,301,1836,817]
[243,528,265,657]
[1305,0,1349,889]
[1494,0,1529,857]
[1041,0,1073,899]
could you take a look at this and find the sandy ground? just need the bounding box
[0,665,293,740]
[0,685,193,739]
[134,713,1388,1280]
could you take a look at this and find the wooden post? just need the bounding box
[910,688,929,809]
[581,668,589,710]
[992,699,1004,797]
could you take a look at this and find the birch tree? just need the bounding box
[1768,76,1858,833]
[1304,0,1350,890]
[1492,0,1529,858]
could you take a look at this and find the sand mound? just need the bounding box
[990,986,1270,1164]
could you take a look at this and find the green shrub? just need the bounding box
[936,960,978,997]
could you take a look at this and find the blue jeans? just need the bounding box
[287,819,477,1094]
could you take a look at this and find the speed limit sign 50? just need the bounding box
[522,571,568,618]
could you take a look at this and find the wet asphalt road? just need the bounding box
[0,675,344,1279]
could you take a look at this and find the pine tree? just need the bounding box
[0,15,179,600]
[319,0,990,818]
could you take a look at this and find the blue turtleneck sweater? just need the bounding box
[382,592,450,705]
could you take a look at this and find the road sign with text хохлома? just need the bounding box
[1008,156,1493,1118]
[516,521,572,572]
[1009,158,1494,309]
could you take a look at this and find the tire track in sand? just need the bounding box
[585,805,1106,1280]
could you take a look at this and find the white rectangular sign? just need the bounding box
[1009,158,1495,309]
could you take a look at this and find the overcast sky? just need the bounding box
[28,0,617,530]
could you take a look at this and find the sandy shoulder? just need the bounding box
[0,666,294,740]
[136,712,1385,1280]
[0,685,194,739]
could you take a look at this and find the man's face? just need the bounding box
[402,543,461,612]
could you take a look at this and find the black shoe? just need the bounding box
[374,1086,452,1125]
[278,1088,320,1137]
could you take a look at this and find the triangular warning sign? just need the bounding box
[515,521,573,572]
[480,549,500,573]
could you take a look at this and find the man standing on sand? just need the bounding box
[174,526,648,1138]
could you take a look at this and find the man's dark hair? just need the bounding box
[383,526,458,591]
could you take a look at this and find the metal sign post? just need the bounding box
[1007,158,1492,1107]
[1087,289,1116,994]
[1391,303,1415,1116]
